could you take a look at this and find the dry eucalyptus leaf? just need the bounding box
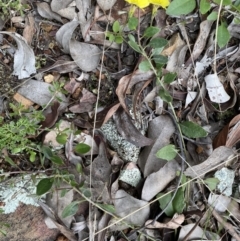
[138,115,175,177]
[46,183,74,228]
[69,88,97,113]
[142,160,181,201]
[42,59,78,74]
[205,74,230,103]
[114,190,150,226]
[23,13,36,45]
[208,193,231,213]
[184,146,235,178]
[113,107,152,147]
[56,19,79,54]
[36,2,62,23]
[0,31,36,79]
[145,214,185,229]
[58,7,77,20]
[17,79,68,110]
[185,91,197,108]
[69,40,101,72]
[116,70,154,113]
[38,200,77,241]
[178,224,207,241]
[76,0,92,41]
[97,0,117,10]
[51,0,73,13]
[185,20,213,66]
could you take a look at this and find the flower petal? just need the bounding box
[125,0,150,8]
[149,0,170,8]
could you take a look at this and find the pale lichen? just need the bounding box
[0,174,44,214]
[214,168,235,196]
[101,107,147,163]
[119,168,142,187]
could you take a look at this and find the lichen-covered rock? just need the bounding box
[119,162,142,187]
[0,174,45,214]
[101,107,147,163]
[214,167,235,196]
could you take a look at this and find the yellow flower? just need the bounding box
[125,0,170,9]
[125,0,150,8]
[149,0,170,8]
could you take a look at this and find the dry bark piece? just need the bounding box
[184,146,235,178]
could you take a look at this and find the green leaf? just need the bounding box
[152,55,168,64]
[5,156,17,167]
[115,35,123,44]
[128,17,138,30]
[113,20,120,33]
[29,151,36,162]
[166,0,196,16]
[213,0,231,5]
[217,23,231,48]
[36,178,53,195]
[97,204,115,213]
[179,121,208,138]
[164,72,177,84]
[56,133,68,145]
[109,34,115,42]
[12,147,24,154]
[157,188,185,217]
[200,0,211,14]
[139,60,151,72]
[80,187,92,198]
[156,144,178,161]
[207,11,218,20]
[61,201,81,218]
[128,40,142,53]
[157,192,174,216]
[76,163,83,174]
[50,155,64,165]
[60,189,68,197]
[74,143,91,154]
[172,188,185,214]
[144,26,160,38]
[204,178,219,191]
[128,34,135,42]
[149,38,168,49]
[41,145,53,159]
[152,47,164,55]
[159,88,172,103]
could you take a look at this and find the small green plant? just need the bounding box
[0,103,45,161]
[0,0,28,17]
[0,221,9,236]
